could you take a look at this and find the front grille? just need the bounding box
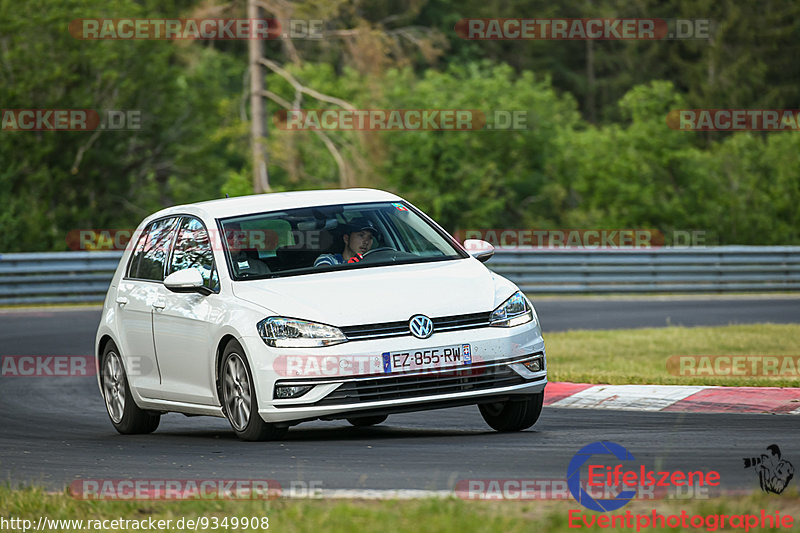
[310,365,531,406]
[340,311,491,340]
[433,312,491,329]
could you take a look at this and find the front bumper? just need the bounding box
[241,320,546,424]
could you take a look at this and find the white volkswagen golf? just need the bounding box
[96,189,547,440]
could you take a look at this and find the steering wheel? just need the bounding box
[361,246,395,258]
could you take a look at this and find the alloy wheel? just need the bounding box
[223,353,252,431]
[103,351,125,423]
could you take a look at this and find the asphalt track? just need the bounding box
[1,297,799,493]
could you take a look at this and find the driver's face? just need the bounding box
[345,231,374,255]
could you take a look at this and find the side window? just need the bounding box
[168,217,219,291]
[131,217,179,281]
[127,227,149,278]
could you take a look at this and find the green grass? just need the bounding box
[545,324,800,387]
[1,486,798,532]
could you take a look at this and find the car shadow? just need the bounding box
[148,423,541,442]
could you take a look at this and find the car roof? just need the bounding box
[143,188,404,223]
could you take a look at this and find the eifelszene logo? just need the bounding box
[743,445,795,494]
[568,441,637,512]
[567,441,721,512]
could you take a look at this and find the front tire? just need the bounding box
[221,340,286,441]
[101,342,160,435]
[478,393,543,432]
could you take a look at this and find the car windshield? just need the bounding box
[219,201,466,279]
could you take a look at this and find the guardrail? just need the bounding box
[0,247,798,304]
[0,252,123,305]
[487,246,800,293]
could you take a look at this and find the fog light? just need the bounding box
[274,385,313,399]
[523,359,542,372]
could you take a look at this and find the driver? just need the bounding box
[314,218,379,266]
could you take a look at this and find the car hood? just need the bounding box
[231,258,518,326]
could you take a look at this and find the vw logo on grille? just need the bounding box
[409,314,434,339]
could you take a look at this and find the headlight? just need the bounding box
[490,291,534,327]
[257,317,347,348]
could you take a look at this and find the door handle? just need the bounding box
[115,297,128,305]
[152,301,166,310]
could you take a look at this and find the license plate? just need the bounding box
[382,344,472,373]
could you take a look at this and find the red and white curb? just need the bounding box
[544,382,800,414]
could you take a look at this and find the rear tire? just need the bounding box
[220,340,286,441]
[478,393,543,432]
[347,415,388,427]
[101,342,160,435]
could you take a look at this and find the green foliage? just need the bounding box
[0,0,798,250]
[550,81,800,244]
[0,0,246,251]
[377,63,581,232]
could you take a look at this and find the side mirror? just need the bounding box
[164,269,212,295]
[463,239,495,263]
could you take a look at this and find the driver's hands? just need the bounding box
[347,253,363,263]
